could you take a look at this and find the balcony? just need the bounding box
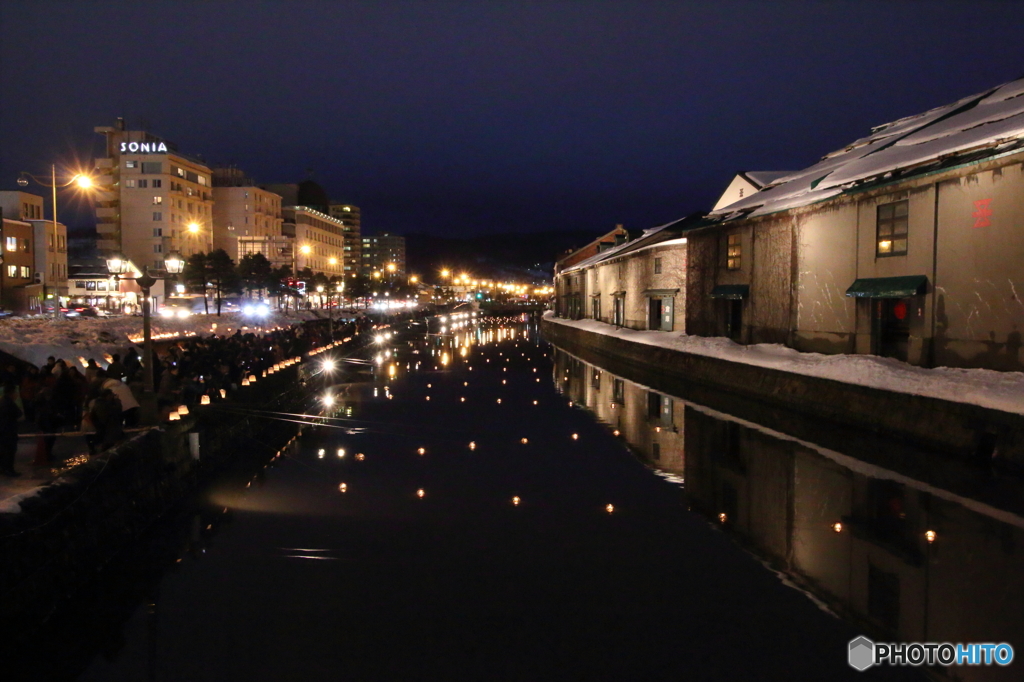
[96,207,118,219]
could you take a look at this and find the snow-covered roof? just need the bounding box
[710,77,1024,219]
[742,171,792,188]
[559,214,702,275]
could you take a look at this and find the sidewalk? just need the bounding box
[0,424,151,514]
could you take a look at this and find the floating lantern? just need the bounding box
[337,448,345,458]
[201,395,211,405]
[339,483,347,493]
[168,412,181,421]
[613,429,620,436]
[417,448,426,455]
[832,522,843,533]
[248,375,257,383]
[425,396,430,401]
[356,453,365,461]
[241,378,250,387]
[520,438,528,445]
[220,389,227,399]
[177,405,189,416]
[318,448,325,458]
[719,513,728,523]
[571,433,578,440]
[512,496,521,506]
[468,441,476,450]
[460,397,465,402]
[606,504,615,514]
[416,488,425,498]
[925,530,937,543]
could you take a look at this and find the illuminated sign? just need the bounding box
[120,141,169,154]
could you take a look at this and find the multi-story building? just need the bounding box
[360,232,406,278]
[284,206,347,279]
[328,203,361,276]
[0,217,40,313]
[27,219,69,305]
[93,119,214,270]
[0,190,66,312]
[67,262,126,312]
[212,167,285,263]
[0,190,44,222]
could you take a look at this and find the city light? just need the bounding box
[322,394,335,407]
[187,222,200,233]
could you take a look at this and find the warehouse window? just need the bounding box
[877,200,908,256]
[654,257,662,274]
[727,234,741,270]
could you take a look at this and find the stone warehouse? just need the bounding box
[555,77,1024,372]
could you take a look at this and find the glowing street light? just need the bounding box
[16,166,96,316]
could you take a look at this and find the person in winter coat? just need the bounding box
[106,353,127,383]
[86,389,123,455]
[100,370,141,427]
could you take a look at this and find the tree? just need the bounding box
[267,265,294,310]
[207,249,240,316]
[347,274,370,309]
[182,252,210,314]
[237,253,274,300]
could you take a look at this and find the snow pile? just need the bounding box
[0,309,329,368]
[544,313,1024,416]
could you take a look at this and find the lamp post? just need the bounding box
[106,251,185,399]
[17,166,94,316]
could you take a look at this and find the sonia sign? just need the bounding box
[120,141,169,154]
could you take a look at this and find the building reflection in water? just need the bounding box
[553,348,1023,672]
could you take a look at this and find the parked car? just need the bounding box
[66,306,105,318]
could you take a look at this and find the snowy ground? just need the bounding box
[0,309,340,369]
[544,312,1024,416]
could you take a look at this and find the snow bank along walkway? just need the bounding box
[542,313,1024,467]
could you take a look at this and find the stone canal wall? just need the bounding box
[0,366,310,638]
[541,317,1024,469]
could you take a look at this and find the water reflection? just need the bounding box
[553,347,1024,667]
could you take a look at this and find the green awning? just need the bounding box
[709,284,749,299]
[845,275,928,298]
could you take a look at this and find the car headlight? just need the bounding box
[176,309,190,319]
[159,308,175,318]
[257,304,270,316]
[243,305,254,315]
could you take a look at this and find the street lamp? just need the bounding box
[16,166,95,315]
[106,250,185,400]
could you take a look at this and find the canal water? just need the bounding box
[12,313,1018,680]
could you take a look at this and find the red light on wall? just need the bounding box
[973,199,992,228]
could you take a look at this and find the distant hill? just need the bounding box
[400,229,619,283]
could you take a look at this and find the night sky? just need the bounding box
[1,1,1022,238]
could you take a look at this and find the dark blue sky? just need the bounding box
[2,0,1022,237]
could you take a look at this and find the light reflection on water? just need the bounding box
[552,346,1024,662]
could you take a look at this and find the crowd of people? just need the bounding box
[0,316,369,477]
